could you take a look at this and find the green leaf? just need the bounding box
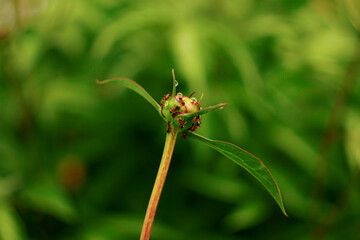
[180,103,228,121]
[188,132,288,216]
[171,23,208,92]
[0,200,28,240]
[196,103,228,115]
[21,179,77,223]
[97,78,161,114]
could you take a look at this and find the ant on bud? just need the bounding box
[166,121,171,133]
[164,92,171,100]
[169,106,179,113]
[160,92,172,109]
[160,87,202,135]
[194,101,201,110]
[178,96,186,106]
[178,118,184,128]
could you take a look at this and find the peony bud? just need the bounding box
[161,92,201,137]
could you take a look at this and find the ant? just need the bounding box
[166,121,171,133]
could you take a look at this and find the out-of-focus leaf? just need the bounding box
[52,25,86,57]
[188,132,288,216]
[97,78,161,115]
[77,215,141,240]
[171,23,208,92]
[75,214,187,240]
[182,167,251,203]
[39,78,97,127]
[13,33,43,74]
[0,1,16,37]
[346,0,360,31]
[74,214,239,240]
[302,26,355,77]
[202,21,264,92]
[345,109,360,171]
[222,199,268,232]
[0,175,21,198]
[72,1,108,32]
[270,125,316,175]
[91,6,168,59]
[269,166,312,219]
[0,200,27,240]
[21,179,77,223]
[0,135,24,171]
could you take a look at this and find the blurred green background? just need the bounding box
[1,0,360,239]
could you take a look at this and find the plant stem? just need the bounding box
[140,128,178,240]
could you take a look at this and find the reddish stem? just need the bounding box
[140,129,178,240]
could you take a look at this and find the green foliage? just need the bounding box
[99,74,287,218]
[188,132,287,216]
[99,73,286,240]
[97,78,161,115]
[1,0,360,239]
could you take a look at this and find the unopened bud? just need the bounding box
[161,92,202,136]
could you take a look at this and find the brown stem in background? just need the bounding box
[310,34,360,238]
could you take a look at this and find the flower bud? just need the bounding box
[161,92,201,136]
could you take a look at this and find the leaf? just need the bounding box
[222,199,268,232]
[171,24,208,92]
[345,109,360,171]
[0,200,28,240]
[97,78,161,115]
[180,103,228,122]
[188,132,288,216]
[197,103,228,116]
[21,179,77,223]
